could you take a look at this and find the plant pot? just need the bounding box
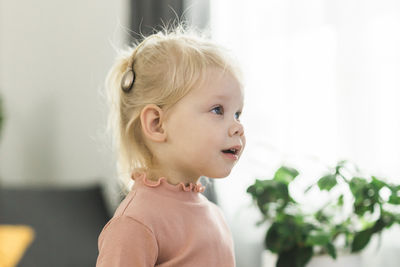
[261,250,277,267]
[261,250,362,267]
[307,253,362,267]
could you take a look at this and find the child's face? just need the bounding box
[162,68,245,180]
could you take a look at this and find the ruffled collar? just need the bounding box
[131,172,206,201]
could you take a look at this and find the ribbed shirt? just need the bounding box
[96,172,235,267]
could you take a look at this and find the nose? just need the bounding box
[229,121,244,137]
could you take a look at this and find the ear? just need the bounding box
[140,104,167,142]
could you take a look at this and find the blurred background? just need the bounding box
[0,0,399,266]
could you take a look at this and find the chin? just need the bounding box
[206,169,232,179]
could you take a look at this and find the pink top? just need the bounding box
[96,172,236,267]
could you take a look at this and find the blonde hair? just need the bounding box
[105,26,243,192]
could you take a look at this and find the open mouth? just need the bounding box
[221,148,240,155]
[221,145,242,158]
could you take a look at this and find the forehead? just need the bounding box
[191,68,244,102]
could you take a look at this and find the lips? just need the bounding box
[221,145,242,156]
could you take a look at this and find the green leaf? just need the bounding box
[325,242,337,259]
[337,194,344,206]
[371,176,388,190]
[349,177,368,195]
[336,160,348,166]
[273,166,299,184]
[314,210,330,223]
[265,216,306,253]
[247,180,291,215]
[265,221,297,252]
[304,183,315,193]
[335,160,348,174]
[266,223,287,253]
[349,177,379,216]
[305,231,330,246]
[246,183,257,196]
[388,194,400,205]
[376,213,396,230]
[317,174,337,191]
[276,246,313,267]
[246,179,268,196]
[352,229,373,252]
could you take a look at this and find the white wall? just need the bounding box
[210,1,400,266]
[0,0,128,208]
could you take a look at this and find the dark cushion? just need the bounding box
[0,185,110,267]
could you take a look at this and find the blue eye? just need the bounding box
[211,106,224,115]
[235,111,241,120]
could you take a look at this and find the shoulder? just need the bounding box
[97,216,158,266]
[206,198,227,218]
[112,186,170,228]
[204,200,232,232]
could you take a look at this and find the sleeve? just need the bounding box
[96,216,158,267]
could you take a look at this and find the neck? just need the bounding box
[146,167,200,186]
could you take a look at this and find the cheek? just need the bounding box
[166,113,190,136]
[168,118,202,148]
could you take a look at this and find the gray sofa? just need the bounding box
[0,185,110,267]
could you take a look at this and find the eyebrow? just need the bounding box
[212,94,230,100]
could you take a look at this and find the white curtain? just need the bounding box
[209,1,400,266]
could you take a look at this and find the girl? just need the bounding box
[96,26,245,267]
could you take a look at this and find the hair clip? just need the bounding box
[121,68,135,93]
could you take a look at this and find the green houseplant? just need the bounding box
[247,160,400,267]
